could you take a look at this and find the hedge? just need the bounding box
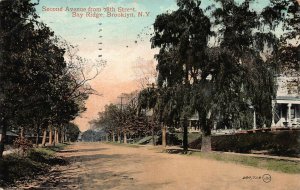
[187,130,300,157]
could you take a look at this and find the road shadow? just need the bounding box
[27,168,83,190]
[165,148,184,154]
[57,148,108,153]
[28,146,173,190]
[67,153,123,162]
[31,153,136,189]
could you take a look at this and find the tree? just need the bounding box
[263,0,300,93]
[65,123,81,142]
[81,130,102,142]
[208,0,299,133]
[149,0,290,152]
[0,0,67,156]
[133,57,157,89]
[150,0,212,150]
[192,0,280,150]
[91,104,121,142]
[0,0,104,157]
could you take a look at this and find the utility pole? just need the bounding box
[118,94,126,111]
[118,94,126,143]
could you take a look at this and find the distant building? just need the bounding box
[0,128,18,144]
[77,132,82,141]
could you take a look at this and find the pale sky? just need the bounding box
[35,0,181,131]
[34,0,288,131]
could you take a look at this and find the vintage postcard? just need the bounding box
[0,0,299,189]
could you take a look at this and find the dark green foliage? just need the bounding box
[156,132,183,146]
[208,0,280,130]
[146,1,213,150]
[0,0,90,157]
[81,130,103,142]
[66,123,80,142]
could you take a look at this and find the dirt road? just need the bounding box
[29,143,300,190]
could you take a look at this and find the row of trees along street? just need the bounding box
[0,0,104,158]
[89,91,160,144]
[91,0,299,152]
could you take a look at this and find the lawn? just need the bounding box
[189,151,300,174]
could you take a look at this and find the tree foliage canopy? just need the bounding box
[143,0,299,134]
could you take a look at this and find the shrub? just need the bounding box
[13,137,33,156]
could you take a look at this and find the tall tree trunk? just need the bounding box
[106,133,109,142]
[0,122,7,158]
[112,131,115,142]
[123,132,127,144]
[55,129,59,144]
[56,129,59,144]
[53,128,56,146]
[60,127,64,143]
[56,130,58,144]
[152,126,155,146]
[20,127,24,138]
[152,118,156,146]
[117,132,121,143]
[162,124,166,147]
[49,126,53,145]
[64,132,67,143]
[183,118,188,153]
[201,118,212,152]
[201,135,211,152]
[42,128,47,147]
[35,124,40,147]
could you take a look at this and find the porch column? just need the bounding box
[287,103,292,128]
[295,107,297,126]
[213,121,217,131]
[271,101,276,127]
[253,110,257,129]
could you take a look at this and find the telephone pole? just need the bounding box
[117,94,126,143]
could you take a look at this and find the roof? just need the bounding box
[189,112,199,121]
[0,129,18,137]
[275,96,300,104]
[276,96,300,101]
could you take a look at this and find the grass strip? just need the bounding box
[189,151,300,174]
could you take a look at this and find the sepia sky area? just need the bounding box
[35,0,277,131]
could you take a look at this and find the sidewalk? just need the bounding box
[221,151,300,162]
[165,146,300,162]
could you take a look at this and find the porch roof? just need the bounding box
[275,96,300,104]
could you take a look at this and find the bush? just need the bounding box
[13,137,33,156]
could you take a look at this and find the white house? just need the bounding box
[272,76,300,128]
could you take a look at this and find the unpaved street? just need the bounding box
[30,143,300,190]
